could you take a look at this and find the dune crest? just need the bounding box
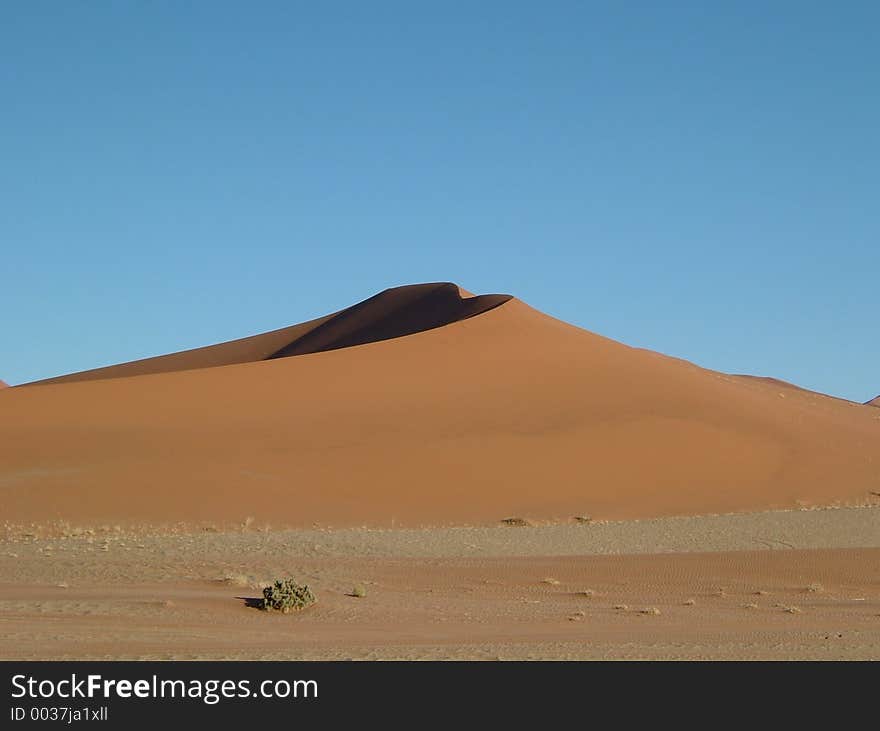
[28,283,512,385]
[866,395,880,407]
[2,283,879,527]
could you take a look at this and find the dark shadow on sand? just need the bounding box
[237,596,264,610]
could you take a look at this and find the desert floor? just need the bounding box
[1,506,878,660]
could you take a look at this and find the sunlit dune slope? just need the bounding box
[2,284,879,527]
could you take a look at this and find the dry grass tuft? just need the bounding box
[219,574,260,589]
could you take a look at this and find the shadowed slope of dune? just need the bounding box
[0,379,7,388]
[267,283,509,359]
[867,396,880,407]
[28,283,511,385]
[2,285,879,527]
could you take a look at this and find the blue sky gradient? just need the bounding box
[2,2,878,400]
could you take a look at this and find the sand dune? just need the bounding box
[0,380,7,388]
[866,396,879,407]
[2,282,879,527]
[28,283,511,385]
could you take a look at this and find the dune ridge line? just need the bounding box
[26,282,512,385]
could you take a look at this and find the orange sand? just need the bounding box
[2,283,879,526]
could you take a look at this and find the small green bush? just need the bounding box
[260,578,316,613]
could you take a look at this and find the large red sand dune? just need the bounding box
[867,396,880,407]
[2,283,879,527]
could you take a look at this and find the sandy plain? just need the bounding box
[1,507,878,660]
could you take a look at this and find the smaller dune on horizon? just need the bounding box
[732,374,823,397]
[731,374,876,406]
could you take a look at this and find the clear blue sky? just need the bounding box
[2,2,878,400]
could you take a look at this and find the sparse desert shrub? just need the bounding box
[350,585,367,598]
[806,582,824,593]
[501,517,530,527]
[260,578,316,614]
